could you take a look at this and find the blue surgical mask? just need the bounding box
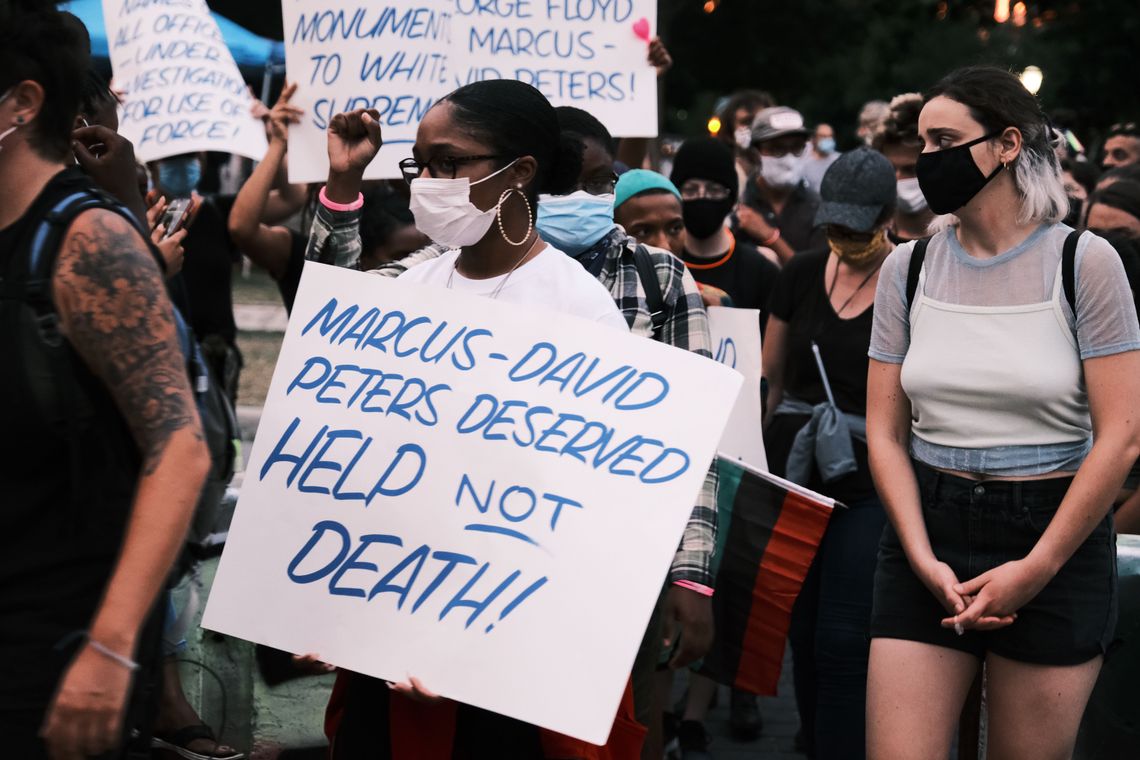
[157,156,202,198]
[536,191,616,255]
[817,137,837,155]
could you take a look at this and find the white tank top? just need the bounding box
[900,259,1090,451]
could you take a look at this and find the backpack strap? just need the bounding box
[632,244,667,336]
[1062,229,1081,317]
[7,188,157,527]
[905,237,931,310]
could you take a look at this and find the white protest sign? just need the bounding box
[103,0,268,162]
[203,262,740,744]
[282,0,658,183]
[707,307,767,471]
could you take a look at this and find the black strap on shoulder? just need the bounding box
[632,244,667,336]
[7,188,127,531]
[905,237,931,310]
[1062,229,1081,317]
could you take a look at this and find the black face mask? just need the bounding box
[916,131,1003,215]
[683,198,734,239]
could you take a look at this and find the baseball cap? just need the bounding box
[814,147,898,233]
[750,106,810,144]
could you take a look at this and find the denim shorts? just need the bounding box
[870,460,1117,665]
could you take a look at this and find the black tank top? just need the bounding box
[0,168,142,709]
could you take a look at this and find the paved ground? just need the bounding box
[235,302,289,333]
[672,648,808,760]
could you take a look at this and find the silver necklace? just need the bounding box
[447,235,541,299]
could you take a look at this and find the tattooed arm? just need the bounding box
[41,208,209,760]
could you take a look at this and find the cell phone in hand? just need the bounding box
[160,197,195,238]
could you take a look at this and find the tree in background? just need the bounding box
[202,0,1139,159]
[660,0,1139,155]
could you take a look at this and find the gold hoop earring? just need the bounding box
[496,188,533,246]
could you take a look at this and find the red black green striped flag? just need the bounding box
[701,457,836,696]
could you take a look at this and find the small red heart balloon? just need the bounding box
[632,17,651,42]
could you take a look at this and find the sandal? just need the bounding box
[152,724,245,760]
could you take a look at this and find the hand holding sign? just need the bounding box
[390,675,445,704]
[648,37,674,77]
[203,264,742,743]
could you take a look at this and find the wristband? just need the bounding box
[761,227,781,246]
[319,185,364,212]
[88,638,140,672]
[673,580,714,597]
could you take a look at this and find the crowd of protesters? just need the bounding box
[5,2,1140,760]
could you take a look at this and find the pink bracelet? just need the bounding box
[673,580,715,597]
[319,185,364,212]
[761,227,781,246]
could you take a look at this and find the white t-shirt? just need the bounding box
[397,244,629,331]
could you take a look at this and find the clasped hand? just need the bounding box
[939,558,1053,632]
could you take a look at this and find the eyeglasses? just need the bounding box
[680,180,732,201]
[399,154,502,185]
[575,173,619,196]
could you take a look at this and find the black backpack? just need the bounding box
[3,185,239,553]
[632,243,668,336]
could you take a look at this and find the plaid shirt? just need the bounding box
[306,208,719,586]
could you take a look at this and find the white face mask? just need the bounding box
[408,159,518,248]
[0,88,18,154]
[734,126,752,151]
[896,176,929,214]
[760,153,803,189]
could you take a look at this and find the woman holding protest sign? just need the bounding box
[316,80,646,759]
